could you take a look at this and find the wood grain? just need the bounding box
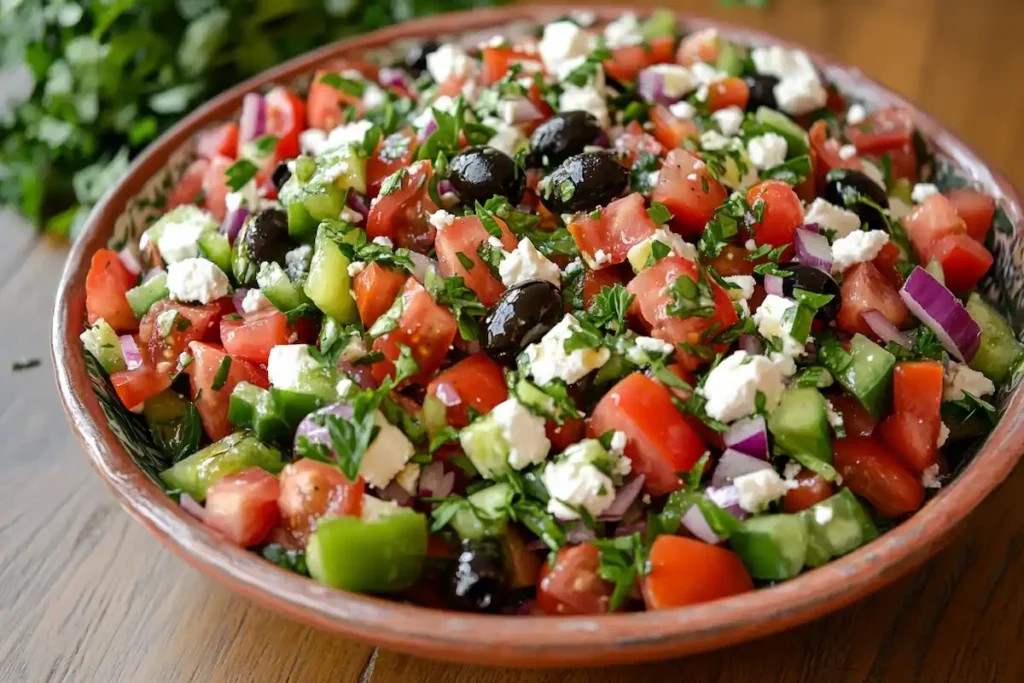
[4,0,1024,680]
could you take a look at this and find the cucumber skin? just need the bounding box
[125,273,169,318]
[303,229,359,324]
[451,483,513,540]
[966,292,1023,383]
[80,320,127,374]
[158,433,282,501]
[768,387,833,464]
[730,514,808,580]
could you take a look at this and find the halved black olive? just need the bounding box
[780,262,842,320]
[744,74,779,112]
[404,40,439,75]
[823,168,890,231]
[446,539,509,613]
[448,146,525,206]
[231,209,294,285]
[540,150,628,215]
[528,111,604,168]
[484,280,562,364]
[271,162,292,193]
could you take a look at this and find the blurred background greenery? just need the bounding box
[0,0,498,238]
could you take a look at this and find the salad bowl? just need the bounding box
[52,4,1024,667]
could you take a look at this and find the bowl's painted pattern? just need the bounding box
[54,6,1024,667]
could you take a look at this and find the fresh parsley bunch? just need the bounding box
[0,0,498,236]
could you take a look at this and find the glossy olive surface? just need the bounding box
[745,74,780,112]
[484,280,563,364]
[448,146,525,205]
[529,111,605,168]
[271,162,292,193]
[780,262,842,320]
[540,151,629,214]
[446,539,509,613]
[824,168,890,231]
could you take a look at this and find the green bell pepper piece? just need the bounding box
[159,432,282,501]
[729,514,808,580]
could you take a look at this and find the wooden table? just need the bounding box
[4,0,1024,680]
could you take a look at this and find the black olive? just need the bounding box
[780,262,842,320]
[744,74,779,112]
[448,146,525,206]
[540,151,629,215]
[528,111,605,168]
[231,209,294,285]
[823,168,889,231]
[447,538,509,613]
[404,40,439,75]
[271,162,292,193]
[484,280,562,364]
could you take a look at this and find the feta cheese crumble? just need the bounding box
[712,106,744,137]
[524,314,611,386]
[267,344,323,391]
[911,182,940,204]
[490,398,552,470]
[669,100,697,120]
[754,294,807,358]
[609,431,628,454]
[803,197,863,240]
[920,463,942,490]
[539,21,593,75]
[499,237,561,288]
[241,288,270,314]
[426,43,477,84]
[543,447,616,520]
[628,226,698,265]
[702,350,787,423]
[359,412,415,488]
[723,275,756,302]
[838,144,858,160]
[285,245,312,272]
[938,422,950,448]
[559,85,609,128]
[943,363,995,401]
[428,209,456,231]
[603,12,644,48]
[831,229,890,272]
[733,468,792,513]
[750,45,827,115]
[887,196,913,221]
[625,335,675,365]
[747,132,788,170]
[846,103,867,125]
[166,258,230,304]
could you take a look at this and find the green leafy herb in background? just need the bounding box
[0,0,497,237]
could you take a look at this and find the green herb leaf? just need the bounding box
[224,159,258,192]
[646,201,673,225]
[319,72,366,97]
[211,356,232,391]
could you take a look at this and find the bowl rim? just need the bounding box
[53,4,1024,668]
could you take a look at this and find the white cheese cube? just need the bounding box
[712,106,745,136]
[166,258,230,304]
[831,229,890,272]
[524,314,611,385]
[426,43,477,84]
[559,85,609,128]
[241,288,270,314]
[603,12,644,48]
[846,103,867,125]
[539,21,594,75]
[543,448,616,520]
[267,344,321,390]
[669,100,697,120]
[701,350,787,423]
[753,294,807,358]
[943,362,995,401]
[803,197,862,239]
[911,183,940,204]
[359,411,415,489]
[747,132,788,170]
[723,275,756,301]
[428,209,456,231]
[733,468,793,513]
[499,237,561,288]
[490,398,551,470]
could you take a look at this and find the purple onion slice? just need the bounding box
[597,475,646,521]
[861,309,910,348]
[793,227,832,273]
[764,274,784,297]
[711,448,773,488]
[899,266,981,361]
[238,93,266,146]
[723,416,769,460]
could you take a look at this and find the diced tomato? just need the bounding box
[220,308,291,366]
[188,341,268,441]
[865,143,917,184]
[536,544,614,615]
[366,129,417,192]
[931,233,993,293]
[546,417,586,452]
[828,394,877,437]
[705,77,749,112]
[833,436,925,518]
[167,159,210,210]
[202,468,280,546]
[642,535,753,609]
[945,188,996,243]
[109,364,173,410]
[426,354,508,428]
[675,28,720,66]
[603,36,675,83]
[481,46,544,84]
[876,362,943,474]
[200,154,234,222]
[746,180,804,256]
[589,373,707,496]
[306,67,362,131]
[844,107,914,153]
[85,249,138,333]
[582,265,629,310]
[567,193,657,269]
[781,470,834,513]
[196,123,239,160]
[277,458,363,547]
[366,160,439,251]
[371,278,459,386]
[903,193,967,262]
[871,241,903,287]
[627,254,737,370]
[263,86,307,162]
[648,104,699,150]
[707,244,755,277]
[352,261,405,328]
[652,149,727,238]
[140,300,222,371]
[836,262,910,337]
[435,214,517,307]
[615,120,664,168]
[436,75,469,98]
[809,120,860,192]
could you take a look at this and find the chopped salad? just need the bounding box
[81,10,1020,614]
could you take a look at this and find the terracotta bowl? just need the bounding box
[53,4,1024,667]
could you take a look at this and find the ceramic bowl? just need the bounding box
[53,5,1024,667]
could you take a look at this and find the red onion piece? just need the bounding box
[378,67,413,90]
[793,227,832,272]
[418,460,454,499]
[565,520,597,544]
[221,206,249,242]
[437,178,456,197]
[118,247,142,276]
[614,518,648,537]
[294,402,355,456]
[119,335,143,371]
[179,493,205,520]
[379,481,413,506]
[681,503,719,544]
[738,334,763,356]
[764,274,784,297]
[231,288,250,316]
[592,131,611,148]
[238,93,266,146]
[723,416,769,460]
[417,117,438,143]
[408,251,438,285]
[505,97,544,124]
[637,67,671,104]
[346,192,370,222]
[801,222,821,233]
[337,360,379,390]
[597,475,646,521]
[899,266,981,362]
[681,486,749,545]
[861,309,911,348]
[711,448,773,488]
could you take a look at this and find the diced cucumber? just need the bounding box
[889,178,913,204]
[125,272,169,318]
[729,514,808,580]
[755,106,810,157]
[715,40,743,77]
[257,261,311,313]
[800,489,878,567]
[159,432,282,501]
[316,145,368,195]
[451,483,514,540]
[966,292,1023,383]
[642,8,677,40]
[143,390,203,463]
[513,378,557,417]
[280,174,346,243]
[197,231,232,274]
[270,388,327,428]
[303,226,358,324]
[924,259,945,285]
[80,319,126,373]
[823,334,895,420]
[306,508,427,593]
[229,381,290,443]
[459,414,511,479]
[592,353,633,386]
[768,386,833,464]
